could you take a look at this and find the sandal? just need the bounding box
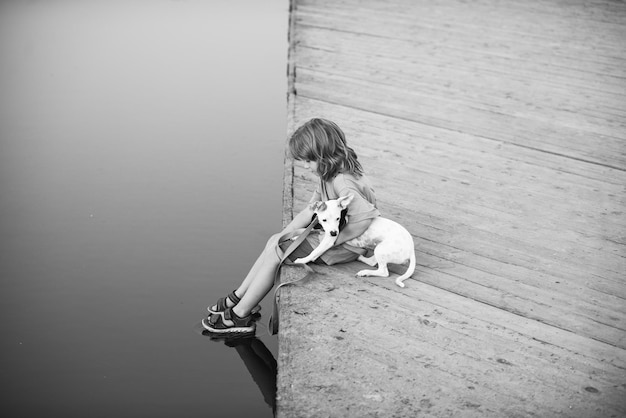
[202,307,256,336]
[207,290,261,315]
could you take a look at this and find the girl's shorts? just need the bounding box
[279,231,366,266]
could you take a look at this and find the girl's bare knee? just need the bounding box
[265,233,281,250]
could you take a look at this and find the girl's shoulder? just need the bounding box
[331,172,370,188]
[329,172,375,198]
[331,172,379,217]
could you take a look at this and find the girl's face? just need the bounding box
[303,160,318,175]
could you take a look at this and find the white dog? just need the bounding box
[294,194,416,287]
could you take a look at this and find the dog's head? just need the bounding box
[309,194,354,237]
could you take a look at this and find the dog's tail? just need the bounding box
[395,249,416,288]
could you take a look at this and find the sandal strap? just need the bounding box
[227,290,241,305]
[208,312,221,326]
[208,309,252,329]
[214,296,228,312]
[212,290,240,312]
[224,308,252,326]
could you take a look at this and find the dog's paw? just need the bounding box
[355,270,370,277]
[293,258,308,264]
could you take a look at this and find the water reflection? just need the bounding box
[202,333,277,413]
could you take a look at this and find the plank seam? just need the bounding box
[297,92,626,172]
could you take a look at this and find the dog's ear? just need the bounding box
[309,201,327,212]
[308,201,321,212]
[338,193,354,209]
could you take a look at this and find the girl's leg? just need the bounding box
[232,242,281,318]
[210,234,280,312]
[235,233,281,297]
[234,232,317,309]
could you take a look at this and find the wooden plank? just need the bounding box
[294,95,626,186]
[277,0,626,416]
[278,266,626,417]
[292,98,625,285]
[286,101,626,349]
[295,43,626,130]
[295,69,626,169]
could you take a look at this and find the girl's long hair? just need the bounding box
[288,118,363,182]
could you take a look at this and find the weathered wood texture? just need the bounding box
[277,0,626,416]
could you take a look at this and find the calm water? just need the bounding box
[0,1,287,416]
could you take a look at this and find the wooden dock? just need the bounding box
[276,0,626,416]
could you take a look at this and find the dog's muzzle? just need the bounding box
[330,231,338,237]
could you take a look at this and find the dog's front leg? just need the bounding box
[294,234,336,264]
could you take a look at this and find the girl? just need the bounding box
[202,118,380,336]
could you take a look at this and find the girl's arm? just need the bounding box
[334,218,372,245]
[280,205,315,236]
[266,206,315,250]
